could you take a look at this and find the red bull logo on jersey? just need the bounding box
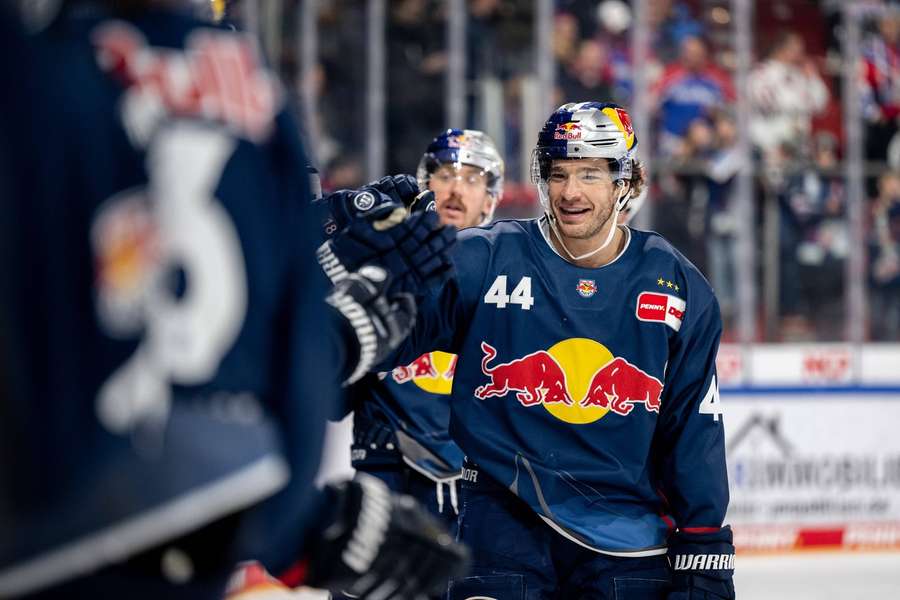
[576,279,597,298]
[92,192,163,334]
[474,338,664,424]
[580,357,662,415]
[93,22,280,144]
[392,351,457,395]
[636,292,686,332]
[554,122,582,140]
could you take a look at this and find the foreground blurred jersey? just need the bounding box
[0,4,336,597]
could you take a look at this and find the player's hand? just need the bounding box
[318,186,400,238]
[318,201,455,298]
[667,527,735,600]
[305,473,470,599]
[326,265,416,384]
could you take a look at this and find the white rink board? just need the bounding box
[723,392,900,552]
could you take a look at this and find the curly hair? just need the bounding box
[629,159,647,199]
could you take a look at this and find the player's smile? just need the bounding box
[555,202,594,224]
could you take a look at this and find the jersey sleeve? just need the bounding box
[655,294,728,531]
[376,231,491,370]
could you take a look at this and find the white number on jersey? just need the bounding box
[698,375,724,422]
[95,124,248,435]
[484,275,534,310]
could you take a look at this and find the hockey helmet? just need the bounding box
[417,129,504,200]
[531,102,638,211]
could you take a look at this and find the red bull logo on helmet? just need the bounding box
[601,107,636,151]
[447,133,467,148]
[392,351,456,395]
[474,338,663,425]
[554,122,582,141]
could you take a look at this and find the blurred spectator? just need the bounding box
[870,171,900,341]
[749,31,829,162]
[553,12,581,68]
[705,110,742,328]
[778,133,847,341]
[647,0,704,59]
[596,0,646,104]
[386,0,446,173]
[315,2,367,172]
[651,35,735,156]
[861,12,900,169]
[558,39,614,104]
[468,0,503,82]
[654,117,719,276]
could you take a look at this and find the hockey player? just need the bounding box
[346,130,504,541]
[368,103,735,599]
[0,2,465,599]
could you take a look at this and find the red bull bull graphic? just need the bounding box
[475,342,573,406]
[580,357,663,415]
[554,122,582,141]
[474,338,664,424]
[392,351,457,395]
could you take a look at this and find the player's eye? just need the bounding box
[548,172,567,183]
[579,170,607,182]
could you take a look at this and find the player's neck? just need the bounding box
[552,223,627,269]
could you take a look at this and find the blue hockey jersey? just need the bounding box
[384,217,728,556]
[354,355,464,481]
[0,9,342,595]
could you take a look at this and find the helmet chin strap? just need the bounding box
[548,183,631,262]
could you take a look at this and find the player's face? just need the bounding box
[547,159,619,241]
[428,163,494,229]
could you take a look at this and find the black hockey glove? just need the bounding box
[315,175,436,239]
[667,526,736,600]
[318,186,397,238]
[326,265,416,384]
[317,201,455,298]
[305,473,470,599]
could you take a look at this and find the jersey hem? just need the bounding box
[0,454,290,597]
[538,515,669,557]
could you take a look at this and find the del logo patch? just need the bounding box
[636,292,686,331]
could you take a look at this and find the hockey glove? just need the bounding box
[667,526,736,600]
[304,473,470,599]
[315,175,436,239]
[326,265,416,385]
[317,202,455,298]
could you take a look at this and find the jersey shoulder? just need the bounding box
[455,218,534,259]
[630,228,717,315]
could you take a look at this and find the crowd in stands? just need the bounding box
[299,0,900,342]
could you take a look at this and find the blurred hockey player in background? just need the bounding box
[0,1,467,599]
[351,102,735,599]
[343,130,504,556]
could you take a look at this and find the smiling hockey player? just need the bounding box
[367,102,735,599]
